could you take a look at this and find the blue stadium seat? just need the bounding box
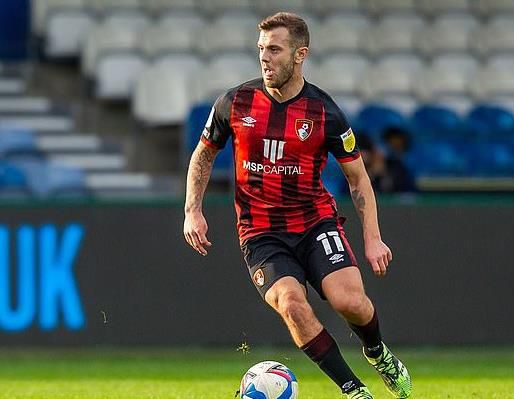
[0,128,40,158]
[321,155,348,197]
[467,105,514,139]
[410,105,467,142]
[410,139,472,177]
[472,139,514,177]
[353,104,406,142]
[0,161,30,196]
[185,102,233,181]
[10,159,87,198]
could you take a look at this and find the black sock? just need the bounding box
[301,328,363,393]
[348,308,383,358]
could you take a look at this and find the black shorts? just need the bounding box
[241,217,358,300]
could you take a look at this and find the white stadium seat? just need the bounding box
[197,12,260,56]
[139,20,202,58]
[95,52,146,100]
[145,0,197,14]
[154,54,204,103]
[470,64,514,101]
[44,8,97,57]
[82,24,140,78]
[432,54,479,76]
[417,0,471,17]
[416,15,479,57]
[253,0,306,15]
[196,0,254,15]
[198,54,260,101]
[102,9,151,32]
[363,15,424,57]
[311,55,369,98]
[133,62,202,126]
[415,65,472,102]
[472,0,514,17]
[470,19,514,58]
[305,0,361,17]
[32,0,86,37]
[310,14,369,56]
[91,0,142,13]
[359,57,423,109]
[362,0,417,16]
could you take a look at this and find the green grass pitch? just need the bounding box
[0,347,512,398]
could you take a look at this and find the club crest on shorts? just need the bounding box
[340,128,356,152]
[253,268,265,287]
[295,119,313,141]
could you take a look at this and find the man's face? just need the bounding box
[257,27,296,89]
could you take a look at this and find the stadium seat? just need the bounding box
[467,105,514,139]
[470,64,514,101]
[359,56,423,102]
[102,9,151,32]
[91,0,142,13]
[32,0,87,38]
[82,24,140,79]
[197,12,259,56]
[321,155,347,197]
[185,102,234,181]
[362,0,417,16]
[133,61,202,126]
[416,0,472,17]
[354,104,407,142]
[416,15,478,57]
[140,17,203,58]
[312,55,369,100]
[415,64,473,103]
[472,0,514,17]
[145,0,197,15]
[44,7,97,58]
[196,0,253,15]
[198,54,260,101]
[0,129,40,158]
[310,14,370,56]
[410,105,467,141]
[473,140,514,177]
[95,51,147,100]
[305,0,361,17]
[470,20,514,58]
[409,140,472,177]
[254,0,306,15]
[362,20,422,57]
[0,161,30,197]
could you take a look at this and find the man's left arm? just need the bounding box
[340,156,392,277]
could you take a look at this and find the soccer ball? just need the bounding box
[239,360,298,399]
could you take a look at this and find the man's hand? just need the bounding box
[365,239,393,277]
[184,211,212,256]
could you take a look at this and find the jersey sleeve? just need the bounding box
[324,100,361,163]
[200,92,234,150]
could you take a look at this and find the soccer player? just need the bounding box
[184,12,412,399]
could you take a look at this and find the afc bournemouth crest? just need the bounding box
[253,268,265,287]
[295,119,313,141]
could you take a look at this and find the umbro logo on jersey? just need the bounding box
[241,116,257,127]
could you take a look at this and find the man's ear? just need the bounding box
[295,47,309,64]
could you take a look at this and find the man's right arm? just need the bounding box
[183,140,220,256]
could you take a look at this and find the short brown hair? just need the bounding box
[258,12,310,49]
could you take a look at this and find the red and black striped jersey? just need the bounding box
[201,78,360,244]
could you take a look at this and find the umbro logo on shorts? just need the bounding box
[329,253,345,264]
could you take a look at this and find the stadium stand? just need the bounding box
[6,0,512,198]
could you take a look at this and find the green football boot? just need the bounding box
[364,343,412,398]
[344,386,373,399]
